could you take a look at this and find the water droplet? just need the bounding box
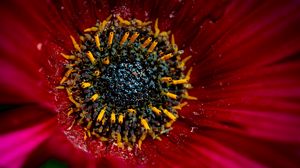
[36,43,42,51]
[61,6,64,10]
[192,111,200,116]
[169,11,175,18]
[190,127,198,132]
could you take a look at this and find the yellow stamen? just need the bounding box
[66,88,81,108]
[87,130,91,138]
[172,79,189,85]
[130,32,140,43]
[84,27,98,32]
[86,51,96,64]
[90,93,99,102]
[100,137,108,141]
[87,120,93,129]
[163,109,177,121]
[160,77,172,83]
[136,19,152,27]
[102,56,110,65]
[165,120,175,128]
[160,53,174,60]
[97,106,107,122]
[81,82,91,88]
[70,35,81,52]
[80,36,85,41]
[159,31,170,37]
[138,131,147,150]
[116,132,124,148]
[128,109,136,114]
[147,41,158,53]
[55,86,65,89]
[84,132,87,140]
[94,70,101,76]
[118,114,124,124]
[149,105,161,115]
[154,18,160,37]
[60,69,74,84]
[67,108,74,116]
[185,67,193,81]
[141,118,150,130]
[164,92,178,99]
[141,37,152,48]
[182,94,198,100]
[60,53,76,60]
[94,34,101,50]
[171,34,178,52]
[178,55,192,69]
[102,117,107,125]
[116,15,131,26]
[111,112,116,123]
[99,15,112,32]
[173,102,188,110]
[119,32,129,46]
[108,32,114,46]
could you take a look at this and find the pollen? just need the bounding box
[58,16,196,151]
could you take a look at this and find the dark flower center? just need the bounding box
[57,16,196,150]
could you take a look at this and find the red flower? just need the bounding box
[1,0,300,167]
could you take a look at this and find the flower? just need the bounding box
[1,0,300,167]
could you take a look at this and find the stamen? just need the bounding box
[160,77,173,83]
[111,112,116,123]
[67,108,74,116]
[138,132,147,150]
[94,34,101,50]
[130,32,140,43]
[118,114,124,124]
[165,120,175,128]
[120,32,130,46]
[60,53,76,60]
[116,132,124,148]
[162,109,177,121]
[154,18,160,37]
[66,88,81,108]
[141,37,152,48]
[70,35,81,52]
[90,93,99,102]
[102,57,110,65]
[149,105,161,115]
[81,82,92,88]
[116,16,131,26]
[185,67,193,81]
[60,69,74,84]
[173,102,188,110]
[147,41,158,53]
[108,32,114,47]
[171,34,178,52]
[163,92,178,99]
[127,109,136,114]
[86,51,96,64]
[178,55,192,69]
[141,118,150,130]
[172,79,189,85]
[55,86,65,89]
[136,19,152,27]
[84,27,98,32]
[160,53,174,60]
[97,106,107,122]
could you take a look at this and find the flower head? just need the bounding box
[1,0,300,167]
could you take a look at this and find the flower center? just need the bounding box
[57,16,197,150]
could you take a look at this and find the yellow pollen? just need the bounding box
[149,105,161,115]
[81,82,92,88]
[160,53,173,60]
[118,114,124,124]
[160,77,172,82]
[94,34,101,50]
[111,112,116,123]
[116,15,131,26]
[130,32,140,43]
[141,37,152,48]
[173,102,188,110]
[164,92,178,99]
[102,57,110,65]
[185,67,193,81]
[108,32,114,46]
[60,69,74,84]
[128,109,136,113]
[86,51,96,64]
[60,53,76,60]
[154,18,160,37]
[84,27,98,32]
[141,118,150,130]
[147,41,158,53]
[97,106,107,122]
[138,132,147,150]
[172,79,189,85]
[163,109,177,121]
[70,35,81,52]
[120,32,130,46]
[90,93,99,102]
[66,88,81,108]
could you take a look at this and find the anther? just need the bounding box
[149,105,161,115]
[60,53,76,60]
[111,112,116,123]
[172,79,189,85]
[90,93,99,102]
[160,77,172,83]
[66,88,81,108]
[130,32,140,43]
[162,109,177,121]
[154,18,160,37]
[178,55,192,69]
[141,37,152,48]
[60,69,74,84]
[97,106,107,122]
[118,114,124,124]
[171,34,178,52]
[147,41,158,53]
[185,67,193,81]
[86,51,96,64]
[138,132,147,150]
[94,34,101,50]
[163,92,178,99]
[67,108,74,116]
[70,35,81,52]
[160,53,174,60]
[141,118,150,130]
[136,19,152,27]
[102,57,110,65]
[120,32,130,46]
[81,82,92,88]
[173,102,188,110]
[116,16,131,26]
[128,109,136,114]
[108,32,114,47]
[84,27,98,32]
